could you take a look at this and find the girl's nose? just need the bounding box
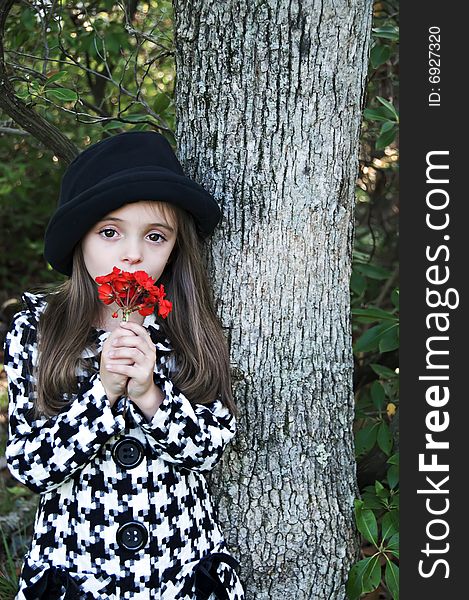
[122,257,142,267]
[121,242,143,266]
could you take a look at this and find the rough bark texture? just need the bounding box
[172,2,373,598]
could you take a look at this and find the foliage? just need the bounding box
[0,0,175,301]
[346,2,399,599]
[0,2,176,594]
[0,524,19,600]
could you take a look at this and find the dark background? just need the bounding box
[401,2,465,596]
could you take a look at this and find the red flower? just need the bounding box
[97,283,115,305]
[94,267,173,322]
[158,298,173,319]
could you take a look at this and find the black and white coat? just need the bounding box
[3,292,245,600]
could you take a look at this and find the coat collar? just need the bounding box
[21,291,173,358]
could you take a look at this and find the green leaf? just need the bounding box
[355,386,371,410]
[387,532,400,558]
[354,322,396,353]
[350,271,367,295]
[355,504,379,546]
[391,288,400,309]
[372,26,399,41]
[6,485,30,497]
[381,511,398,541]
[375,480,388,499]
[351,307,398,323]
[354,262,391,280]
[370,363,398,379]
[378,324,399,352]
[361,492,385,511]
[381,378,399,400]
[102,120,130,131]
[371,381,386,410]
[128,124,149,132]
[387,453,399,466]
[154,92,171,113]
[355,423,379,456]
[377,96,399,121]
[387,464,399,489]
[16,89,31,100]
[376,125,397,151]
[122,114,151,122]
[363,107,392,122]
[377,421,394,455]
[20,8,36,30]
[385,559,399,599]
[105,34,121,55]
[370,44,392,69]
[44,70,68,85]
[46,87,78,102]
[346,556,382,599]
[380,120,396,134]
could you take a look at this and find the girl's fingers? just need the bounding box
[112,337,153,362]
[108,335,155,365]
[107,357,133,365]
[118,322,155,352]
[113,333,153,353]
[106,324,155,374]
[108,347,153,365]
[109,343,144,357]
[106,363,134,374]
[106,362,150,378]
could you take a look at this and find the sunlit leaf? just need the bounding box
[46,87,78,102]
[372,26,399,41]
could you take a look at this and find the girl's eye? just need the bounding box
[99,228,117,238]
[98,228,166,242]
[148,232,166,243]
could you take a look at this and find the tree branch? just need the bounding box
[0,125,29,135]
[0,0,78,162]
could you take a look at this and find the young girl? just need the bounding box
[3,131,245,600]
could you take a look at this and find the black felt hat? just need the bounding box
[43,131,221,276]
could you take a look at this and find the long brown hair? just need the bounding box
[32,201,237,419]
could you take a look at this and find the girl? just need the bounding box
[3,131,245,600]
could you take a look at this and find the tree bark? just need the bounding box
[172,1,373,598]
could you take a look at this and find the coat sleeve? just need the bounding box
[3,311,125,494]
[127,369,238,473]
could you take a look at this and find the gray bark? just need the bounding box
[172,1,373,598]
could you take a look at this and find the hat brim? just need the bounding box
[43,166,221,276]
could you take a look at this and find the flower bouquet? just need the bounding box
[94,267,172,421]
[95,266,172,322]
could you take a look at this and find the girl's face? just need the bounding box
[81,201,177,286]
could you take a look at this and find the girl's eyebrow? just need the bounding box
[98,216,175,233]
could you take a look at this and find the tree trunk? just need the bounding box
[172,1,373,598]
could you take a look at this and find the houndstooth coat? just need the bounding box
[3,292,245,600]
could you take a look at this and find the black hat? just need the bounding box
[43,130,221,276]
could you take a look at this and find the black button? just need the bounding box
[112,436,144,469]
[116,522,148,552]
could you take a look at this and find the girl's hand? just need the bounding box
[104,321,160,407]
[100,328,133,406]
